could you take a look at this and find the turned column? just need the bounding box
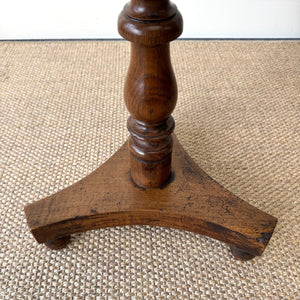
[118,0,183,188]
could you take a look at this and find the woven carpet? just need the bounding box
[0,40,299,299]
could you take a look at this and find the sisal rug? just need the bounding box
[0,40,299,299]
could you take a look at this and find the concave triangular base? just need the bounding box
[25,135,277,260]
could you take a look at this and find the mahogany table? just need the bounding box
[24,0,277,260]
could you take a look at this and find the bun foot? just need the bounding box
[44,235,71,250]
[230,246,257,261]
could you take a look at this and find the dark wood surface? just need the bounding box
[24,0,277,260]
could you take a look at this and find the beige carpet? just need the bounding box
[0,40,299,299]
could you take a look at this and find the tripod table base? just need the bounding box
[24,135,277,260]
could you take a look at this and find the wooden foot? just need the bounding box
[24,135,277,259]
[44,235,71,250]
[230,246,256,261]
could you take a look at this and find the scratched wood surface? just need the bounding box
[25,135,277,259]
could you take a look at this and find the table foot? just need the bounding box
[24,135,277,259]
[230,246,257,261]
[44,235,71,250]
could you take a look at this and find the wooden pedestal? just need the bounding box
[24,0,277,260]
[25,135,277,260]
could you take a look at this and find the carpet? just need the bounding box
[0,40,299,299]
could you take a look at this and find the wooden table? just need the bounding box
[24,0,277,260]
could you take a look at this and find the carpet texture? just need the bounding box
[0,40,299,299]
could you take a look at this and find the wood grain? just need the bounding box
[24,0,277,260]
